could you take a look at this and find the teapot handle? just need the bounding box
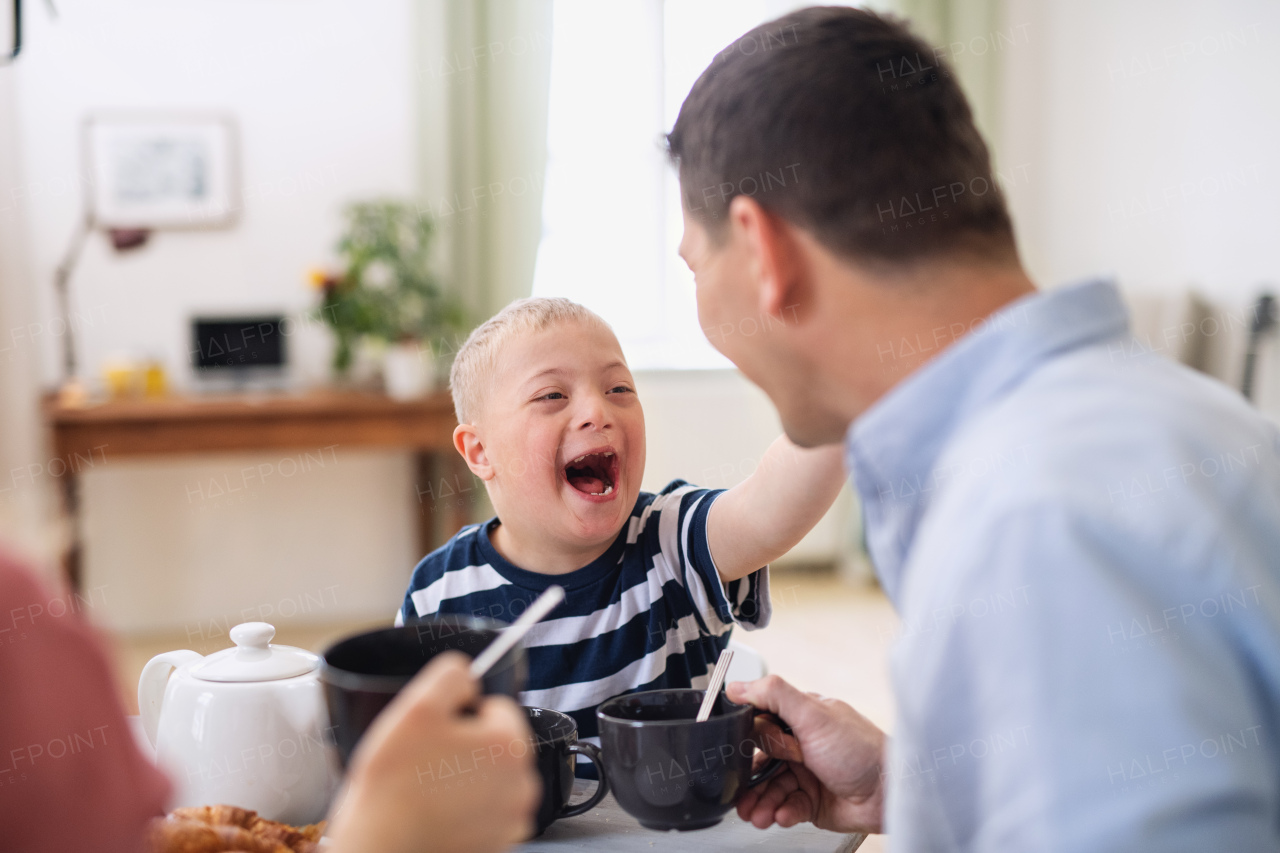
[138,651,203,748]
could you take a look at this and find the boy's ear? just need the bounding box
[453,423,496,481]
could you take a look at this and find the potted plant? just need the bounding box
[311,201,464,397]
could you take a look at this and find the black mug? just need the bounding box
[321,616,527,767]
[596,688,787,831]
[524,707,608,836]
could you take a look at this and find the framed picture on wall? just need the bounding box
[84,114,239,229]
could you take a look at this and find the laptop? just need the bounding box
[190,315,289,392]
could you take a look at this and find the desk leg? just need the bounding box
[414,450,478,558]
[414,450,435,560]
[444,451,475,540]
[60,469,83,593]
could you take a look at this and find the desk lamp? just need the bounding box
[52,216,150,404]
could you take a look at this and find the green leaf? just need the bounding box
[317,199,469,373]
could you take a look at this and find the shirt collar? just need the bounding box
[478,509,631,591]
[844,278,1131,599]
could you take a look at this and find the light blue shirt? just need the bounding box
[845,280,1280,851]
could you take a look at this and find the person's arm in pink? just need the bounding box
[0,545,539,853]
[0,548,171,853]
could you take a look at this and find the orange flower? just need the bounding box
[306,267,330,290]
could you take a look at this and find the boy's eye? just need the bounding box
[607,385,633,395]
[537,392,566,401]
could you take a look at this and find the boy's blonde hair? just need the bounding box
[450,297,613,423]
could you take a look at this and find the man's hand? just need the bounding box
[327,652,540,853]
[728,675,886,834]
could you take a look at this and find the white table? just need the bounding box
[512,781,866,852]
[130,718,864,852]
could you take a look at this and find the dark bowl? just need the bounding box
[321,616,526,767]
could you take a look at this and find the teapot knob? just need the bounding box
[231,622,275,652]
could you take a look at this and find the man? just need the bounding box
[669,6,1280,850]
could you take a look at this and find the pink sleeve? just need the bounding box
[0,548,171,853]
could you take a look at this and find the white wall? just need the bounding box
[0,63,57,570]
[15,0,1271,633]
[5,0,421,632]
[14,0,417,390]
[999,0,1280,415]
[2,0,854,637]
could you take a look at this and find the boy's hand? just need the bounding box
[327,652,540,853]
[707,436,846,581]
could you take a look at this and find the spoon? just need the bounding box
[696,648,735,722]
[469,585,565,679]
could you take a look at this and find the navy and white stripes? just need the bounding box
[396,480,771,753]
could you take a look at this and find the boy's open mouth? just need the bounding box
[564,450,617,497]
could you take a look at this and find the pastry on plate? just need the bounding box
[148,804,325,853]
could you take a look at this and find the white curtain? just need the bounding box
[532,0,815,369]
[527,0,1000,370]
[895,0,1008,162]
[532,0,670,357]
[415,0,555,322]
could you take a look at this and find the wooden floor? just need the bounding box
[741,572,898,733]
[107,570,897,851]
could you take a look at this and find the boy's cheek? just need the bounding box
[491,453,557,485]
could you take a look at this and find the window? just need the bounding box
[533,0,869,369]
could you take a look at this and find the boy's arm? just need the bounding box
[706,435,846,582]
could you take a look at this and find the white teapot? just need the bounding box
[138,622,340,824]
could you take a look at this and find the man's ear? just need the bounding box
[727,195,808,322]
[453,423,496,481]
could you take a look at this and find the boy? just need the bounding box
[396,297,845,749]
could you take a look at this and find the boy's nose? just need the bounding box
[574,394,611,431]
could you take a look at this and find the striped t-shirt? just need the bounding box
[395,480,771,752]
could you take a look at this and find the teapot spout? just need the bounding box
[137,650,203,748]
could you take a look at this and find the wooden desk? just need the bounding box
[43,390,473,591]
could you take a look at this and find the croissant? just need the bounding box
[170,805,259,829]
[148,805,325,853]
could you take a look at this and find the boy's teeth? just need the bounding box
[571,451,615,464]
[589,484,614,496]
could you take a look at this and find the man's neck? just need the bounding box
[819,257,1039,430]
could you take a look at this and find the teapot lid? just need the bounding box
[190,622,319,683]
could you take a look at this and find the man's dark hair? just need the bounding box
[667,6,1016,265]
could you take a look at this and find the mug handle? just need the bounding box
[746,711,794,788]
[559,742,609,818]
